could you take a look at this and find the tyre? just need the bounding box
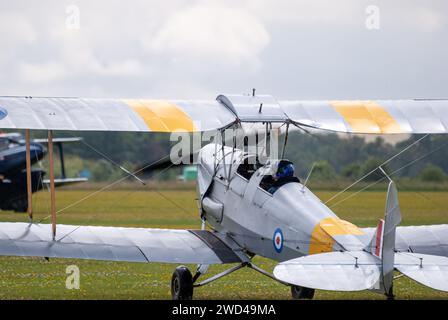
[291,285,315,299]
[171,266,193,300]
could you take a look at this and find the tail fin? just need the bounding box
[368,180,401,296]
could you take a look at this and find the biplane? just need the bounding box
[0,93,447,300]
[0,132,87,212]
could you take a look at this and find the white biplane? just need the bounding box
[0,93,448,299]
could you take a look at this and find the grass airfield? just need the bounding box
[1,185,448,300]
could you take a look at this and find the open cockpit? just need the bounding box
[235,155,301,194]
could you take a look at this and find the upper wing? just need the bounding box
[280,99,448,134]
[0,97,236,132]
[1,95,447,134]
[0,222,246,264]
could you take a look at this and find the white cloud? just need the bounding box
[0,11,38,64]
[17,57,142,85]
[0,12,38,46]
[18,61,66,84]
[92,59,142,76]
[412,7,445,32]
[143,4,270,67]
[243,0,365,26]
[17,28,145,84]
[0,0,446,99]
[58,32,143,76]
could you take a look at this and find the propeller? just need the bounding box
[136,151,197,175]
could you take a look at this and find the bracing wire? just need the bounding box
[56,157,188,242]
[328,138,448,209]
[324,134,429,205]
[69,132,146,185]
[37,152,175,223]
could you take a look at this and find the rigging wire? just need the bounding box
[69,132,146,185]
[56,157,186,242]
[55,139,215,240]
[37,153,175,223]
[328,138,448,209]
[324,134,429,205]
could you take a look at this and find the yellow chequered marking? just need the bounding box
[331,101,402,134]
[308,217,364,255]
[124,99,197,132]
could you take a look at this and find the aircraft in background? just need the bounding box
[0,133,87,212]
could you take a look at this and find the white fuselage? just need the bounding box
[197,144,366,262]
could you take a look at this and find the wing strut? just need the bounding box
[48,130,57,240]
[25,129,33,221]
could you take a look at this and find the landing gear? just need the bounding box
[386,287,395,300]
[171,266,194,300]
[291,285,315,299]
[169,262,296,300]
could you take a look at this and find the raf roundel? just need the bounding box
[0,107,7,120]
[273,228,284,253]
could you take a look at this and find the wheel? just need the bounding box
[171,266,193,300]
[386,287,395,300]
[291,285,315,299]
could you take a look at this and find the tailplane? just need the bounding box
[274,179,448,296]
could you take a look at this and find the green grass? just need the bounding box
[0,187,448,300]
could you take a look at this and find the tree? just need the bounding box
[312,161,336,181]
[341,163,361,179]
[91,159,124,182]
[361,157,388,181]
[419,164,446,182]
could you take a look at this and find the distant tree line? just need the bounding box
[27,130,448,183]
[284,133,448,183]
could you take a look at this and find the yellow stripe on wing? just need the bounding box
[124,99,197,132]
[331,101,403,134]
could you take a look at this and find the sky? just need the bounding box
[0,0,447,100]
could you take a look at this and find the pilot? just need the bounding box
[267,160,297,194]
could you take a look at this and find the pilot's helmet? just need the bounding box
[276,161,294,178]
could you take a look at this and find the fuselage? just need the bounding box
[197,144,367,262]
[0,134,45,174]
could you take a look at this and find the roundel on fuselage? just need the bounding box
[273,228,284,253]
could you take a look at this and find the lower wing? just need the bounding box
[0,222,246,264]
[42,177,88,187]
[274,251,448,292]
[274,224,448,293]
